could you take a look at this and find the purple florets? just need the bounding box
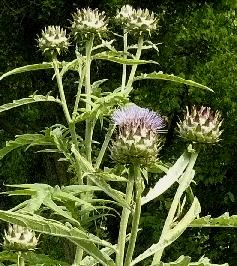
[112,105,165,133]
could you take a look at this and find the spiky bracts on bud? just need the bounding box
[71,8,108,39]
[178,106,223,144]
[38,26,69,56]
[111,105,165,166]
[3,224,38,252]
[115,5,157,35]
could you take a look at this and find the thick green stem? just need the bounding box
[52,58,72,124]
[18,252,25,266]
[72,69,85,120]
[85,36,94,163]
[116,166,137,266]
[95,123,116,169]
[126,36,143,92]
[73,246,84,266]
[152,151,199,264]
[124,166,142,266]
[121,31,128,91]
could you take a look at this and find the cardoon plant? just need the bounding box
[0,4,233,266]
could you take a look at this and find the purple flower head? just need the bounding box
[112,105,165,133]
[111,105,166,165]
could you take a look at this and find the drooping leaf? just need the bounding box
[142,151,191,205]
[62,185,102,194]
[189,212,237,228]
[134,72,213,92]
[22,252,70,266]
[0,62,66,81]
[93,51,158,65]
[85,172,129,209]
[0,95,61,114]
[157,255,228,266]
[0,211,115,266]
[132,198,201,265]
[0,133,54,160]
[0,63,54,80]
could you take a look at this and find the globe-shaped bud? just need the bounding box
[38,26,69,55]
[71,8,108,39]
[3,224,38,252]
[111,105,165,166]
[116,5,157,35]
[178,106,223,144]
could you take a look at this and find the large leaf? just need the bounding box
[189,212,237,228]
[93,51,158,65]
[0,94,61,114]
[134,72,213,92]
[0,62,65,80]
[0,211,115,266]
[0,133,54,160]
[142,151,191,205]
[132,198,201,265]
[156,255,228,266]
[86,172,129,209]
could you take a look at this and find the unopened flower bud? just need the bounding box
[116,5,157,35]
[3,224,38,251]
[178,106,223,144]
[71,8,108,39]
[38,26,69,55]
[111,105,165,166]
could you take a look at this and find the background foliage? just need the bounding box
[0,0,237,264]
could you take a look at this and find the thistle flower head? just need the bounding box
[71,8,108,39]
[3,224,38,251]
[178,106,223,144]
[37,26,69,56]
[111,105,165,165]
[115,5,157,35]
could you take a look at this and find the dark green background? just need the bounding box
[0,0,237,264]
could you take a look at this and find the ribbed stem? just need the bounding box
[121,31,128,91]
[52,58,72,124]
[18,252,25,266]
[85,36,94,163]
[126,36,143,92]
[116,166,137,266]
[73,246,84,266]
[124,166,142,266]
[95,123,115,169]
[151,151,199,264]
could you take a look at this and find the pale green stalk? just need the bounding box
[151,151,199,264]
[95,123,116,169]
[85,36,94,163]
[53,56,84,264]
[121,31,128,91]
[124,166,142,266]
[116,165,137,266]
[126,36,144,91]
[52,57,72,124]
[18,252,25,266]
[72,68,85,120]
[73,247,84,266]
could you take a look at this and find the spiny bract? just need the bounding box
[111,105,165,166]
[178,106,223,144]
[3,224,38,251]
[38,26,69,55]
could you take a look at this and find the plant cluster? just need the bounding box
[0,4,234,266]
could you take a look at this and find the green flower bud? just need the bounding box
[71,8,108,39]
[38,26,69,55]
[116,5,157,35]
[178,106,223,144]
[3,224,38,252]
[111,105,165,166]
